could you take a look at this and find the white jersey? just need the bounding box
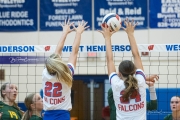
[42,63,74,111]
[109,69,146,120]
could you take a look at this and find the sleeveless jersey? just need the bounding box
[42,63,74,111]
[109,69,146,120]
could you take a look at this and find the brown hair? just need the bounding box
[0,83,24,115]
[45,53,73,87]
[21,93,35,120]
[118,60,138,101]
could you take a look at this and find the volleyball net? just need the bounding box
[0,44,180,120]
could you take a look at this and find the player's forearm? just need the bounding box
[105,38,113,62]
[149,86,157,100]
[55,32,68,55]
[71,32,81,54]
[127,33,139,58]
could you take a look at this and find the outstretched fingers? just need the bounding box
[154,75,159,81]
[124,19,128,27]
[134,22,138,28]
[84,25,90,30]
[64,18,67,25]
[83,21,88,27]
[67,18,70,25]
[60,23,63,27]
[97,29,103,34]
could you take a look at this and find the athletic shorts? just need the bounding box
[43,110,70,120]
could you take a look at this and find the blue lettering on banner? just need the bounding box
[79,46,84,52]
[86,45,131,52]
[93,46,97,51]
[98,45,105,51]
[120,45,125,51]
[62,46,73,52]
[0,46,34,52]
[150,0,180,28]
[40,0,92,31]
[0,0,37,31]
[63,46,69,52]
[126,45,131,51]
[86,46,92,52]
[94,0,147,30]
[62,44,180,52]
[166,45,180,51]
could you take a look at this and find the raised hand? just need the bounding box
[146,75,159,87]
[55,18,74,55]
[60,18,74,34]
[146,74,159,82]
[122,18,138,35]
[73,20,89,34]
[98,23,116,40]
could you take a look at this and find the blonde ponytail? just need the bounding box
[46,54,73,87]
[21,110,31,120]
[22,93,35,120]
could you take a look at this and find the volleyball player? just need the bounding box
[22,93,43,120]
[108,75,159,120]
[164,96,180,120]
[42,19,89,120]
[98,18,154,120]
[0,83,23,120]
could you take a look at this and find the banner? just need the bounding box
[0,44,180,53]
[40,0,92,31]
[94,0,148,30]
[0,56,45,64]
[0,0,37,31]
[150,0,180,28]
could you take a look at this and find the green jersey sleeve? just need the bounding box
[30,115,43,120]
[108,88,116,120]
[164,114,172,120]
[146,100,158,110]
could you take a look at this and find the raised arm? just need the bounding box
[146,74,159,110]
[68,20,89,68]
[55,19,74,55]
[122,19,143,71]
[98,23,116,76]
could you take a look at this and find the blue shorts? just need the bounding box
[43,110,70,120]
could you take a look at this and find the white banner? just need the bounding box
[0,44,180,53]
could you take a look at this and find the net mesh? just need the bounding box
[0,50,180,120]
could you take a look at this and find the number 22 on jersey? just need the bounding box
[45,82,62,97]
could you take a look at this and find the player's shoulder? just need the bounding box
[164,114,172,120]
[135,69,146,82]
[135,69,145,76]
[42,68,55,80]
[109,72,120,82]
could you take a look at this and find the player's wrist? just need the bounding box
[149,86,155,90]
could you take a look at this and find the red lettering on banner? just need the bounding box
[118,101,144,112]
